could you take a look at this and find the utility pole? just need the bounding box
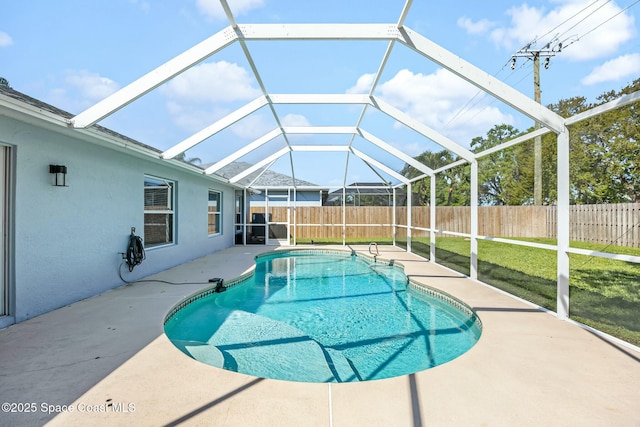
[533,52,542,206]
[511,41,562,205]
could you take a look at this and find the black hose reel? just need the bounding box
[124,227,145,272]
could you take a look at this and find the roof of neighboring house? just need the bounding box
[328,182,405,195]
[211,161,319,188]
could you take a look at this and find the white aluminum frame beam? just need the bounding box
[203,128,282,174]
[557,126,570,320]
[71,21,568,169]
[373,97,475,161]
[234,23,399,41]
[233,23,564,133]
[71,27,239,128]
[565,89,640,126]
[269,94,373,105]
[223,2,299,186]
[350,148,408,184]
[162,96,269,159]
[397,26,566,134]
[290,145,350,152]
[358,128,434,176]
[470,159,478,279]
[229,147,290,183]
[282,126,358,134]
[475,127,552,159]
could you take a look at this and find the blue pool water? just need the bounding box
[164,250,481,383]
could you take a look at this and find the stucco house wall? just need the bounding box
[0,89,237,326]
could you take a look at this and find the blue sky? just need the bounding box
[2,0,639,187]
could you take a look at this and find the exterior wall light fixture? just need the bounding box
[49,164,68,187]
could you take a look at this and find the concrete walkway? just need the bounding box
[1,245,638,426]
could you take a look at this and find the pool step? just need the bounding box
[206,310,343,382]
[170,339,226,368]
[172,311,367,382]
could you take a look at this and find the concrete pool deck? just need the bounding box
[1,245,639,426]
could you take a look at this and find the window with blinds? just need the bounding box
[208,190,222,236]
[144,175,175,247]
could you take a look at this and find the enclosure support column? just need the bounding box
[392,187,397,246]
[290,188,295,246]
[243,188,248,245]
[430,174,436,262]
[265,189,270,246]
[470,160,478,280]
[557,126,570,320]
[407,182,412,253]
[342,186,346,246]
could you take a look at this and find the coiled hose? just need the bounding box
[126,231,145,272]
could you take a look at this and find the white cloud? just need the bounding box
[457,17,496,35]
[230,113,273,139]
[196,0,264,20]
[165,101,230,133]
[161,61,260,103]
[129,0,151,13]
[581,53,640,85]
[0,31,14,47]
[160,61,261,133]
[346,73,376,94]
[488,0,636,61]
[392,141,424,157]
[281,113,310,127]
[65,70,120,101]
[165,102,273,138]
[361,68,514,146]
[44,70,119,113]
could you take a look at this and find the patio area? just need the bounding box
[1,245,638,426]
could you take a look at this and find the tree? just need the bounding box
[401,150,470,206]
[546,79,640,204]
[402,80,639,206]
[592,78,640,202]
[174,152,202,165]
[470,124,529,205]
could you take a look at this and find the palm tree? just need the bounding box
[174,152,201,165]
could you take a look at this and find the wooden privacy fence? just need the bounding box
[395,206,549,238]
[547,203,639,248]
[249,203,639,247]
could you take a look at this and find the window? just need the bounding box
[144,175,175,247]
[208,190,222,236]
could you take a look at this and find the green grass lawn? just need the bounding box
[425,237,640,346]
[298,235,640,346]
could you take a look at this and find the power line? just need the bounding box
[554,0,612,44]
[560,0,640,51]
[442,58,531,131]
[447,70,533,132]
[441,0,594,132]
[441,0,640,136]
[529,0,605,46]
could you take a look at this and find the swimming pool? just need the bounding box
[164,249,482,383]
